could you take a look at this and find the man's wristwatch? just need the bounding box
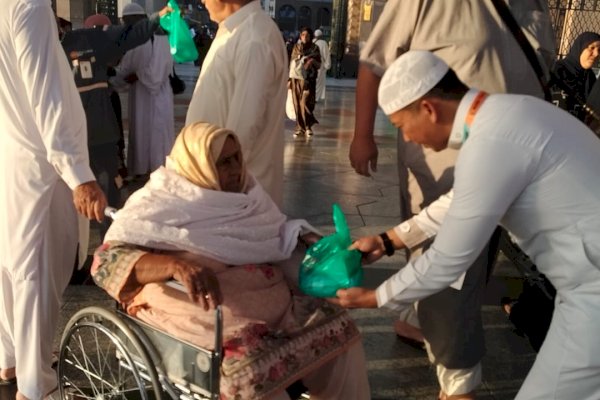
[379,232,395,256]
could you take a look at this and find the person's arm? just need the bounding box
[104,6,172,64]
[337,133,537,310]
[14,3,106,221]
[349,63,381,176]
[92,241,222,311]
[350,191,454,263]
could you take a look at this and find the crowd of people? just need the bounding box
[1,0,600,399]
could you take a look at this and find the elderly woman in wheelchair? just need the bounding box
[89,122,370,400]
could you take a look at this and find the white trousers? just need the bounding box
[270,341,371,400]
[0,182,77,399]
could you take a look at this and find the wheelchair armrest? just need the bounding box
[165,279,186,292]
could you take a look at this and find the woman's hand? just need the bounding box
[349,235,385,264]
[300,232,321,246]
[171,259,223,311]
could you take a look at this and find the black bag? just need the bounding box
[169,67,185,95]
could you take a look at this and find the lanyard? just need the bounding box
[462,91,489,142]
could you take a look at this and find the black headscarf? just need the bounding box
[553,31,600,101]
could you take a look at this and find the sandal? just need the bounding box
[0,376,16,385]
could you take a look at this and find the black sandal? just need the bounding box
[0,376,16,386]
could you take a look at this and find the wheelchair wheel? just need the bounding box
[58,306,162,400]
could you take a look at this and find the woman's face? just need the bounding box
[580,40,600,69]
[300,30,311,44]
[216,136,243,193]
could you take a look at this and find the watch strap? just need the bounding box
[379,232,395,257]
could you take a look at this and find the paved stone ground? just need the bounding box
[2,64,538,400]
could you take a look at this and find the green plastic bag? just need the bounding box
[160,0,199,63]
[299,204,363,297]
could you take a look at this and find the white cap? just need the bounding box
[121,3,145,16]
[378,50,449,115]
[314,29,323,37]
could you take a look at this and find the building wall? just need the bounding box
[272,0,333,39]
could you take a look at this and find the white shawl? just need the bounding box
[105,167,316,265]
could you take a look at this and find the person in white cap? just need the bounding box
[112,2,175,181]
[335,50,600,400]
[313,28,331,102]
[347,1,555,398]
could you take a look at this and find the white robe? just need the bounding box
[376,91,600,400]
[313,38,331,101]
[0,1,95,399]
[116,34,174,176]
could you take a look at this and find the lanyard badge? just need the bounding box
[462,91,489,142]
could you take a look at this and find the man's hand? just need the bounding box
[328,287,378,308]
[171,259,223,311]
[72,181,107,222]
[349,235,385,264]
[349,135,378,177]
[158,5,173,17]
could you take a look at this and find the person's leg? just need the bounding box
[516,284,600,400]
[435,362,481,400]
[291,80,306,135]
[394,304,425,347]
[301,342,370,400]
[0,268,16,382]
[15,183,77,400]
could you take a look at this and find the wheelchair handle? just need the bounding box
[104,206,118,220]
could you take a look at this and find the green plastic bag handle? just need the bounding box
[332,203,351,243]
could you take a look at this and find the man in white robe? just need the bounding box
[0,1,107,399]
[113,3,175,178]
[185,0,287,207]
[313,29,331,102]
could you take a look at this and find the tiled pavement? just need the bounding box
[13,64,537,400]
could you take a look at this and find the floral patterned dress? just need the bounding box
[92,241,361,400]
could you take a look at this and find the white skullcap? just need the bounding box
[314,29,323,37]
[121,3,146,16]
[378,50,449,115]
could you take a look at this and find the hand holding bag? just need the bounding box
[299,204,363,297]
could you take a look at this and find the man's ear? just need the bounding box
[420,98,439,123]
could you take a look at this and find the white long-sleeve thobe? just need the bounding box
[115,34,174,176]
[377,90,600,400]
[0,1,95,399]
[185,0,288,207]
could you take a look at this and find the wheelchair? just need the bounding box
[57,298,223,400]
